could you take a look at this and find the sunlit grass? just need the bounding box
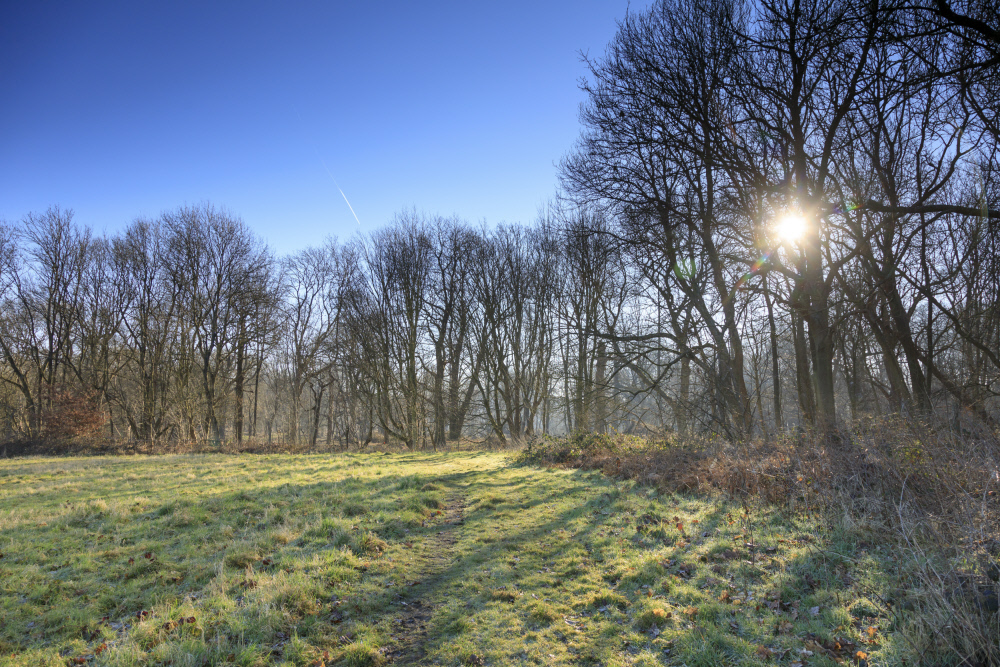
[0,452,899,666]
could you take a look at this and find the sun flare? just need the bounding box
[777,212,807,242]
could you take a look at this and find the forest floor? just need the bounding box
[0,452,899,667]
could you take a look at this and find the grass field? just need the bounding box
[0,452,899,666]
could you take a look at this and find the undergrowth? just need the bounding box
[518,418,1000,665]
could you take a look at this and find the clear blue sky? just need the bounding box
[0,2,642,255]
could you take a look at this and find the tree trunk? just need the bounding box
[764,288,783,431]
[792,312,815,425]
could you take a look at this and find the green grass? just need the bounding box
[0,452,899,666]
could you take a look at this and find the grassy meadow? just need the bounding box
[1,451,900,666]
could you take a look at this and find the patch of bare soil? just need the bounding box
[387,493,465,665]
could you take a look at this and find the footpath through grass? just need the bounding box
[1,452,897,666]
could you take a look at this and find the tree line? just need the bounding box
[0,206,634,448]
[1,0,998,449]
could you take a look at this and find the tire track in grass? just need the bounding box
[388,491,466,664]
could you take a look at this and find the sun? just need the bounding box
[777,212,807,242]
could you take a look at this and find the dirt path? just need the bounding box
[387,492,465,665]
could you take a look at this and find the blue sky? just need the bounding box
[0,2,641,255]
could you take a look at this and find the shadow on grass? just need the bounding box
[0,453,911,666]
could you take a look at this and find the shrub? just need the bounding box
[40,384,108,444]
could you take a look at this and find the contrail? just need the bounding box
[297,108,362,227]
[319,157,361,226]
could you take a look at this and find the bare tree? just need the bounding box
[0,208,90,439]
[163,205,270,444]
[350,215,431,449]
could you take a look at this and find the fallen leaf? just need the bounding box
[809,606,820,616]
[756,646,773,659]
